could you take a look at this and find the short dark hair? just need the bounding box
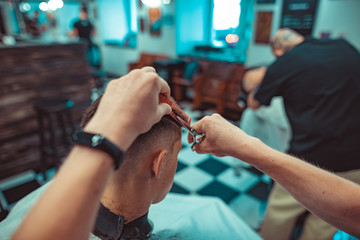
[81,96,182,171]
[81,5,88,14]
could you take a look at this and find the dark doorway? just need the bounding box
[0,7,7,35]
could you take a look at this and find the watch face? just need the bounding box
[92,135,105,147]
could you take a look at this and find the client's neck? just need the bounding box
[101,176,152,223]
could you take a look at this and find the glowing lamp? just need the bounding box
[20,3,31,12]
[48,0,64,11]
[39,2,49,11]
[225,34,239,45]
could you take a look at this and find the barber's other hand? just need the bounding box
[189,114,256,159]
[85,67,171,150]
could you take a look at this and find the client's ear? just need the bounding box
[152,149,167,179]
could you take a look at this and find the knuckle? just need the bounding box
[147,72,158,80]
[147,73,159,85]
[132,68,141,73]
[203,116,211,122]
[130,69,141,78]
[203,116,212,125]
[107,80,116,88]
[142,66,156,72]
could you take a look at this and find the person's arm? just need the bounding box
[91,25,96,37]
[243,67,266,110]
[247,88,261,110]
[247,62,286,110]
[11,67,171,240]
[191,114,360,237]
[242,66,267,93]
[68,28,78,38]
[68,22,79,38]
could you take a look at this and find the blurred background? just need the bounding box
[0,0,359,237]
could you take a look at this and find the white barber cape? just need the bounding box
[149,193,262,240]
[0,183,262,240]
[240,97,291,152]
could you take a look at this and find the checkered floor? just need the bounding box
[170,103,272,230]
[0,103,272,231]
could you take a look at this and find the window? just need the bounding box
[212,0,241,47]
[98,0,137,48]
[176,0,253,63]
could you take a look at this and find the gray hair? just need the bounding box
[270,28,304,52]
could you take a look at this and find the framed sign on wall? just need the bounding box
[257,0,276,4]
[148,8,162,36]
[281,0,318,36]
[255,11,273,44]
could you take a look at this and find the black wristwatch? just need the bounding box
[72,131,125,169]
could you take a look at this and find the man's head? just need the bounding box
[80,7,88,20]
[270,28,305,57]
[81,96,182,205]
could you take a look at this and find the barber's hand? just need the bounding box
[189,114,256,159]
[85,67,171,150]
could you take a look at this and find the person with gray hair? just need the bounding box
[269,28,305,57]
[247,28,360,240]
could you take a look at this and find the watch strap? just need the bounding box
[72,131,125,169]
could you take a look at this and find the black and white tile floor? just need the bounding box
[170,103,272,230]
[0,103,272,231]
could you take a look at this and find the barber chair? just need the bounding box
[193,61,234,111]
[0,202,9,222]
[217,64,246,121]
[128,52,168,72]
[172,60,200,102]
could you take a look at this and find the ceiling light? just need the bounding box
[19,2,31,12]
[39,2,49,11]
[141,0,162,7]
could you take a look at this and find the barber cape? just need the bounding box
[148,193,262,240]
[0,182,261,240]
[0,183,152,240]
[240,97,291,152]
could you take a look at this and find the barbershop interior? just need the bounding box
[0,0,359,239]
